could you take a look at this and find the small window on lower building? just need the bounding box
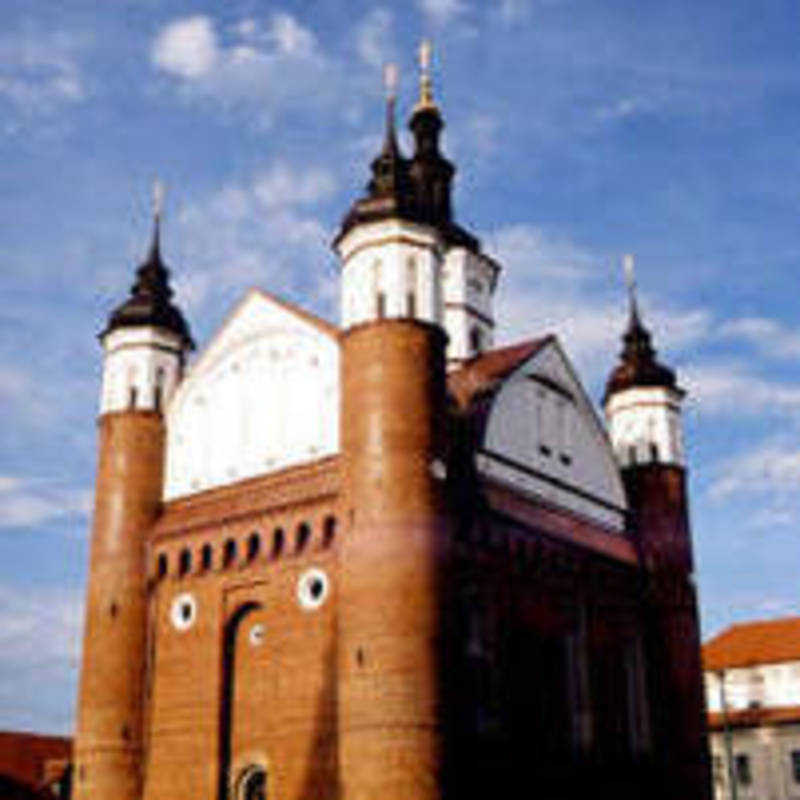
[791,750,800,783]
[735,753,752,786]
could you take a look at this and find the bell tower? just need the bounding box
[335,53,453,800]
[73,188,193,800]
[604,256,710,800]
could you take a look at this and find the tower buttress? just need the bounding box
[73,200,192,800]
[603,256,710,800]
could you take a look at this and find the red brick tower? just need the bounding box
[73,205,192,800]
[604,259,710,800]
[334,56,455,800]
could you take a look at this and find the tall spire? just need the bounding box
[604,255,677,402]
[367,63,408,198]
[102,183,194,348]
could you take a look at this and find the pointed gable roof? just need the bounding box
[447,338,552,410]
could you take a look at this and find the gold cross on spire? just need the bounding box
[416,39,436,110]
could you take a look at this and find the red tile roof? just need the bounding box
[707,705,800,731]
[702,616,800,670]
[447,338,552,410]
[0,731,71,791]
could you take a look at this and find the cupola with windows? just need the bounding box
[99,183,193,415]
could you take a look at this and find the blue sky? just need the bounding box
[1,0,799,734]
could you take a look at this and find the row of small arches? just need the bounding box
[154,515,337,580]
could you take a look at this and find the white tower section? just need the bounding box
[100,327,185,414]
[337,219,443,329]
[605,385,686,468]
[442,246,500,363]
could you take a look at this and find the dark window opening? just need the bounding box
[109,601,118,618]
[223,539,237,568]
[791,750,800,783]
[241,767,267,800]
[649,442,659,462]
[628,446,637,465]
[154,384,162,412]
[201,543,212,571]
[178,548,191,576]
[539,444,552,457]
[247,532,260,561]
[296,522,311,552]
[735,754,752,786]
[376,292,386,319]
[470,326,483,353]
[322,515,336,548]
[156,553,168,579]
[272,528,284,558]
[406,291,416,317]
[128,386,138,410]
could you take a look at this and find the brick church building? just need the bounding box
[72,48,710,800]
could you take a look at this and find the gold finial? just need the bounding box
[416,39,436,110]
[383,62,398,100]
[153,177,165,220]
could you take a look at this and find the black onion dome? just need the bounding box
[101,218,194,348]
[604,296,678,403]
[336,95,417,242]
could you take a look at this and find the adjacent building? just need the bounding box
[705,617,800,800]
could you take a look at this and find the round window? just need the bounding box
[249,623,266,647]
[297,568,329,611]
[170,592,197,631]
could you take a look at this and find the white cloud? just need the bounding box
[151,13,334,127]
[252,161,336,208]
[718,316,800,360]
[355,8,395,68]
[0,476,91,530]
[682,363,800,417]
[708,441,800,502]
[417,0,467,25]
[175,162,337,319]
[0,30,87,115]
[152,16,219,79]
[499,0,531,23]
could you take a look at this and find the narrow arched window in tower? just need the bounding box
[322,515,336,548]
[272,527,284,558]
[629,445,637,465]
[154,366,165,411]
[406,257,417,317]
[247,532,260,562]
[178,548,191,577]
[223,538,237,568]
[372,259,385,318]
[238,766,267,800]
[128,385,138,410]
[201,543,212,571]
[296,522,311,552]
[157,553,168,580]
[470,326,483,354]
[649,442,659,463]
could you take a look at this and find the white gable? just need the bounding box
[478,339,627,531]
[164,290,340,501]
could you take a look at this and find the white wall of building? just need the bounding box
[100,326,185,414]
[605,385,685,468]
[706,662,800,713]
[441,247,498,362]
[479,340,628,531]
[163,290,339,501]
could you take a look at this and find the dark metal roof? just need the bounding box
[101,217,194,348]
[335,95,478,252]
[604,296,678,402]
